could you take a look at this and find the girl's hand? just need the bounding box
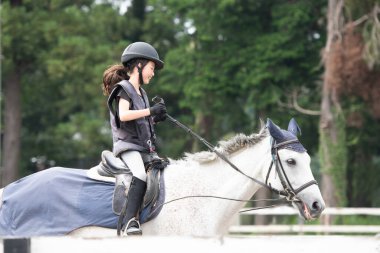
[149,102,167,116]
[153,113,167,123]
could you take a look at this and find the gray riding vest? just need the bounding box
[108,80,156,156]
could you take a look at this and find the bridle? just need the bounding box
[264,139,318,202]
[205,137,318,203]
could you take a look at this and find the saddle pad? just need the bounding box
[0,167,119,237]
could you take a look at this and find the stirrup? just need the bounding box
[123,218,142,236]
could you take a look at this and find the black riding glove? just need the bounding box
[149,102,167,116]
[153,113,167,123]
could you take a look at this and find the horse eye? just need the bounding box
[286,158,296,166]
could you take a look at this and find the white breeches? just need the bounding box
[120,151,146,182]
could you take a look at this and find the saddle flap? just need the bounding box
[112,175,133,215]
[143,168,160,208]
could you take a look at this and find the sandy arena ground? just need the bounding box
[1,235,379,253]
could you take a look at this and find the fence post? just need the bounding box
[3,238,31,253]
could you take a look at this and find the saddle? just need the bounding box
[97,150,132,215]
[88,151,168,219]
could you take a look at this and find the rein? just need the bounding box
[150,195,289,215]
[152,96,317,209]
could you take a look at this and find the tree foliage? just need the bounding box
[1,0,379,207]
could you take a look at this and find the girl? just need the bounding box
[102,42,167,235]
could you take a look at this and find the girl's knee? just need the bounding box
[120,151,146,182]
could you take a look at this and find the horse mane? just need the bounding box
[183,127,269,163]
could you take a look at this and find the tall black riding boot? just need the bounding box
[122,176,146,236]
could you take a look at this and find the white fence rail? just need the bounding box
[229,207,380,234]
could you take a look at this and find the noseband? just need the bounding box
[264,139,318,202]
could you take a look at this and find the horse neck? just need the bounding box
[211,136,272,217]
[163,136,272,232]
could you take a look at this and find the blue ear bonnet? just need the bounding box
[266,118,306,153]
[278,130,306,153]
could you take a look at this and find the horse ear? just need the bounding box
[288,118,302,136]
[266,118,285,141]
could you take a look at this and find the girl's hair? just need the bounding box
[102,64,129,96]
[102,59,149,96]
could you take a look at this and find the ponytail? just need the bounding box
[102,59,150,96]
[102,64,129,96]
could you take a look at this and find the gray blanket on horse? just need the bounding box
[0,167,120,237]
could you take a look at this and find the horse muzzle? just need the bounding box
[293,198,325,220]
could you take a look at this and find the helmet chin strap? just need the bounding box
[137,66,144,85]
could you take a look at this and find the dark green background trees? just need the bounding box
[1,0,379,208]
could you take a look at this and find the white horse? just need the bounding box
[0,118,325,237]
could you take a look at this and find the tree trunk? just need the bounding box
[129,0,146,41]
[2,71,22,187]
[320,0,380,214]
[320,84,347,209]
[1,0,23,187]
[319,0,347,215]
[191,111,213,152]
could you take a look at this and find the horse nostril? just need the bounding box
[312,201,321,212]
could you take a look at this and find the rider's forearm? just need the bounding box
[119,108,151,121]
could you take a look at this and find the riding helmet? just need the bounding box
[121,42,164,70]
